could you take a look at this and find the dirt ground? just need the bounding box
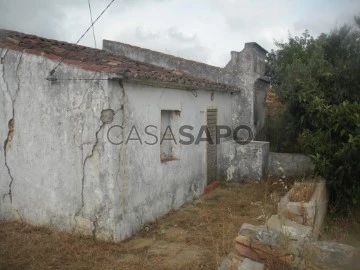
[0,179,359,270]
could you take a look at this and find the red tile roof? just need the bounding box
[0,29,240,92]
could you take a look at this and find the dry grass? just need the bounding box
[289,182,316,202]
[319,207,360,248]
[0,179,290,270]
[4,177,357,270]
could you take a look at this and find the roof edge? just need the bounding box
[123,78,240,93]
[103,39,223,69]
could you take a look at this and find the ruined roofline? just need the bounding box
[103,40,268,71]
[103,39,268,89]
[0,29,241,93]
[244,42,268,55]
[103,39,224,70]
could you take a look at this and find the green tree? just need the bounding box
[266,16,360,209]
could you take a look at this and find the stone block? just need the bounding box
[234,243,262,261]
[304,241,360,270]
[219,253,264,270]
[239,223,266,237]
[239,223,281,246]
[239,258,264,270]
[265,215,313,241]
[234,234,300,267]
[237,223,308,263]
[268,152,314,177]
[278,179,328,239]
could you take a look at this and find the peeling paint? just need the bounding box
[100,109,115,124]
[219,141,269,182]
[227,165,235,182]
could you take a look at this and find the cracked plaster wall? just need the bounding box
[0,49,123,239]
[0,49,236,241]
[103,41,269,137]
[217,140,269,182]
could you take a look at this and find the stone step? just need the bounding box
[304,241,360,270]
[239,222,308,259]
[219,252,264,270]
[265,215,313,241]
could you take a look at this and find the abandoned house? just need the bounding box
[0,29,269,241]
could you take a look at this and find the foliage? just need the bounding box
[267,107,301,152]
[266,16,360,209]
[301,100,360,207]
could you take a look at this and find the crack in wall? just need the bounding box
[73,73,103,152]
[92,216,99,240]
[1,49,11,202]
[74,122,105,220]
[69,76,111,232]
[91,204,106,240]
[74,71,99,110]
[117,81,129,211]
[3,119,14,202]
[72,78,126,236]
[2,51,24,203]
[74,77,112,222]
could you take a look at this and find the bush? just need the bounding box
[267,107,301,153]
[300,100,360,208]
[266,16,360,210]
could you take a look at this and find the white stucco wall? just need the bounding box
[0,48,236,241]
[0,48,126,239]
[114,83,234,239]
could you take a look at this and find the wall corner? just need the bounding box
[224,42,268,76]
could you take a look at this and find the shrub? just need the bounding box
[266,16,360,210]
[301,100,360,208]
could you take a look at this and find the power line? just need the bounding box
[48,0,117,77]
[47,78,109,81]
[87,0,97,48]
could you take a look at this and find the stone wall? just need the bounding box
[218,140,269,181]
[254,78,268,140]
[268,152,315,178]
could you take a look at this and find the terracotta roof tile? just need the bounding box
[0,29,240,92]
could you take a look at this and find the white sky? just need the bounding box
[0,0,359,66]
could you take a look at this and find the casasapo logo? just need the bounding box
[107,125,253,145]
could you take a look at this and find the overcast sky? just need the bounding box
[0,0,359,66]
